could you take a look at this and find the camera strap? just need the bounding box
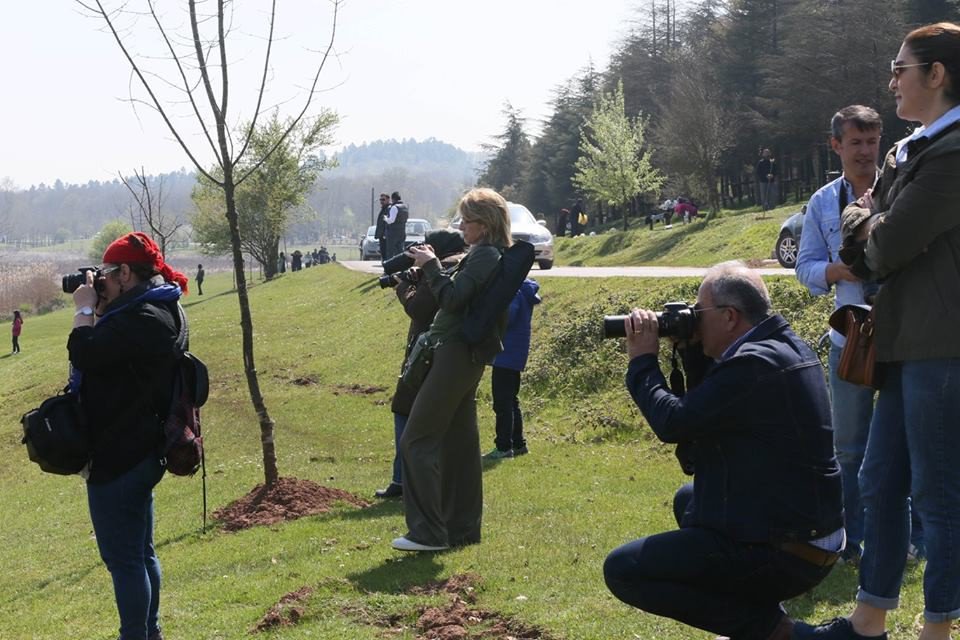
[669,344,686,396]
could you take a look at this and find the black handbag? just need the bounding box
[21,390,91,475]
[401,332,437,391]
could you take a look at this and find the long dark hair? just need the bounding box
[904,22,960,103]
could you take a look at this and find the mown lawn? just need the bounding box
[556,203,800,268]
[0,265,928,639]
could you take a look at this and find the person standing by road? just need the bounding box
[384,191,409,259]
[196,264,205,296]
[756,148,778,212]
[795,105,883,567]
[11,310,23,354]
[375,193,390,260]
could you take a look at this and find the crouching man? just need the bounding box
[603,261,843,640]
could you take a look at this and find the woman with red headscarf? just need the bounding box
[67,232,189,640]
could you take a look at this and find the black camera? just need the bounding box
[603,302,698,340]
[380,242,425,276]
[62,267,105,294]
[378,269,418,289]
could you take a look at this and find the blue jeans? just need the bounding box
[857,359,960,622]
[828,343,875,546]
[604,484,833,639]
[391,412,406,486]
[87,455,165,640]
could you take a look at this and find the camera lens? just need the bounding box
[602,315,628,338]
[381,252,415,275]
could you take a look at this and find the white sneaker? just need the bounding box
[391,536,449,552]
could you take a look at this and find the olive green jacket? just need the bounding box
[422,244,505,361]
[844,123,960,361]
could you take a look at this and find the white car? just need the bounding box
[451,202,554,270]
[359,218,432,261]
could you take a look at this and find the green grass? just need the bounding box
[0,266,929,639]
[556,204,800,267]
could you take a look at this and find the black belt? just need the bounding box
[775,542,840,567]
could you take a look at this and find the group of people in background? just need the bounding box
[374,191,409,259]
[277,247,334,273]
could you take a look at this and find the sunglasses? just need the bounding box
[890,60,930,77]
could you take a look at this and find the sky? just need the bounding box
[0,1,647,189]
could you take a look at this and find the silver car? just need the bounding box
[451,202,554,270]
[359,218,432,261]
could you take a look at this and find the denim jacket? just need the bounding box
[626,315,843,543]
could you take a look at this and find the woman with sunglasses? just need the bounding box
[391,188,511,552]
[795,23,960,640]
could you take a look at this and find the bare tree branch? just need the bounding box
[236,0,341,186]
[80,0,221,186]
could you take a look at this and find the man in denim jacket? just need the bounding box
[604,261,843,640]
[795,105,883,566]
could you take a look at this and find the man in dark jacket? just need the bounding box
[384,191,409,259]
[375,193,390,260]
[603,261,843,640]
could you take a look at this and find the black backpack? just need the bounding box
[161,350,209,476]
[21,388,91,476]
[461,240,535,345]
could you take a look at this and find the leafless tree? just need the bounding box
[78,0,341,485]
[120,168,182,256]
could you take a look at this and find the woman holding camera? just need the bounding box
[392,188,511,552]
[68,232,189,640]
[795,23,960,640]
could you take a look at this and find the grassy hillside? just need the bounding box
[0,266,927,640]
[556,204,799,267]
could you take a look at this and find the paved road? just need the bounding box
[340,260,795,278]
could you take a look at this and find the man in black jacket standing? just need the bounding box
[384,191,408,259]
[603,261,843,640]
[374,193,390,260]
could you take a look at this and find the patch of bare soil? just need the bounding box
[416,598,554,640]
[332,382,388,395]
[346,574,555,640]
[252,586,314,633]
[291,375,319,386]
[408,573,481,601]
[213,477,371,532]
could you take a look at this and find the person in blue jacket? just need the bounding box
[484,278,540,459]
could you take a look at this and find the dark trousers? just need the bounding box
[12,335,19,353]
[603,484,834,639]
[385,232,405,259]
[400,340,485,547]
[197,281,203,296]
[491,366,525,451]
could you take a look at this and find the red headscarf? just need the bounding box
[102,232,189,294]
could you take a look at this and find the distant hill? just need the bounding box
[0,139,484,244]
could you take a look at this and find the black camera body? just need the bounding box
[380,242,425,276]
[62,267,105,294]
[378,269,418,289]
[603,302,698,340]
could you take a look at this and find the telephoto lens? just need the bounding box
[601,302,699,340]
[602,315,629,338]
[380,251,416,275]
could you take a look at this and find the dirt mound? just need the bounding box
[213,477,371,532]
[332,382,388,395]
[416,598,553,640]
[252,586,313,632]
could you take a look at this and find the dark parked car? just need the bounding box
[774,205,806,268]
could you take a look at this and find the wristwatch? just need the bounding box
[75,306,94,317]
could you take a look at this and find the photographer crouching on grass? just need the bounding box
[603,261,844,640]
